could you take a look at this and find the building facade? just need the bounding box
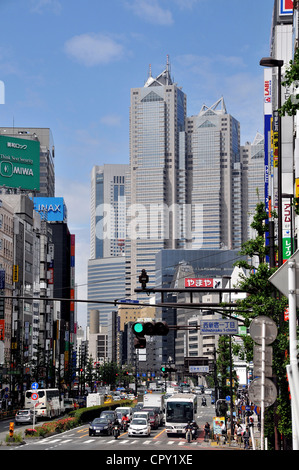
[0,127,55,198]
[186,98,242,250]
[126,59,187,297]
[88,165,128,330]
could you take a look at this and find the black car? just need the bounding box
[89,417,113,436]
[100,410,117,422]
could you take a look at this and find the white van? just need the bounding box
[115,406,133,421]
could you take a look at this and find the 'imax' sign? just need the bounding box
[33,197,67,222]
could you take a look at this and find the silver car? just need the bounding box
[15,409,34,425]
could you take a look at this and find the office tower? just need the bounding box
[0,127,55,197]
[241,132,265,239]
[186,98,242,250]
[90,164,128,259]
[88,164,128,327]
[126,58,187,296]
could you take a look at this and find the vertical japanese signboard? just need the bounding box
[282,200,293,262]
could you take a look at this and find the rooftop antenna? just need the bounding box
[166,55,171,85]
[148,64,152,78]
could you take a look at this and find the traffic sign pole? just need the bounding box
[31,391,39,431]
[261,321,266,451]
[287,259,299,450]
[269,252,299,451]
[249,316,277,451]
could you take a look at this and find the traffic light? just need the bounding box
[139,269,149,289]
[132,321,169,349]
[132,322,146,349]
[161,365,176,376]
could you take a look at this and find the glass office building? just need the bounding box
[185,98,242,250]
[126,59,188,296]
[88,164,128,327]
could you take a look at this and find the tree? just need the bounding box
[99,361,120,387]
[233,202,291,449]
[216,336,239,399]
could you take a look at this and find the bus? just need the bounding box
[24,388,61,419]
[165,393,197,436]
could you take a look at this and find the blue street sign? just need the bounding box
[31,382,38,390]
[200,319,239,335]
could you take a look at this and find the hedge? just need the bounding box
[67,399,134,424]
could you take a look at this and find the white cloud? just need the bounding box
[100,114,122,127]
[64,33,125,67]
[124,0,173,25]
[30,0,62,14]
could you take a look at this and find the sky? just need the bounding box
[0,0,275,330]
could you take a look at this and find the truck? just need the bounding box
[86,393,104,408]
[143,393,165,424]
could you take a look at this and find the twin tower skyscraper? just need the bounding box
[88,59,262,326]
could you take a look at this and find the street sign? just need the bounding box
[253,345,273,377]
[200,319,238,335]
[31,392,39,400]
[269,249,299,305]
[248,377,277,407]
[31,382,38,390]
[249,316,277,345]
[189,365,209,373]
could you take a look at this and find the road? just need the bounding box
[0,399,216,452]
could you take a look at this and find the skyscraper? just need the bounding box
[88,164,128,327]
[241,132,265,239]
[186,98,242,250]
[126,58,187,296]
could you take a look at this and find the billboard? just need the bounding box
[279,0,293,16]
[184,278,222,288]
[33,197,67,222]
[0,135,40,190]
[276,0,293,23]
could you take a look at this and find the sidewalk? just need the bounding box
[205,425,261,450]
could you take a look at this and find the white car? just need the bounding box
[128,418,151,437]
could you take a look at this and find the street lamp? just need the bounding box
[260,57,284,266]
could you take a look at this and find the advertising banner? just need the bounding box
[184,278,222,288]
[264,68,273,217]
[279,0,293,16]
[282,199,293,262]
[33,197,67,222]
[0,135,40,190]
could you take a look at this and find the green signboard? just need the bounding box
[283,237,292,262]
[0,135,40,190]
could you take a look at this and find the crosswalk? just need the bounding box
[33,433,204,448]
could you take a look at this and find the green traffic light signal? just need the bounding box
[161,366,166,372]
[133,323,144,334]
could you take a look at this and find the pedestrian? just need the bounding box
[243,427,250,450]
[236,423,242,446]
[204,422,210,441]
[220,420,227,443]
